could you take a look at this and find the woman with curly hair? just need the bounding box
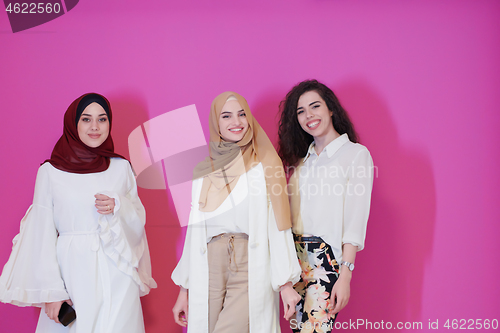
[278,80,374,333]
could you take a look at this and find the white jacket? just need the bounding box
[172,163,301,333]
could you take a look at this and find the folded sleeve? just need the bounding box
[268,198,302,292]
[342,147,374,251]
[170,225,191,290]
[97,163,157,296]
[171,179,203,290]
[0,164,69,307]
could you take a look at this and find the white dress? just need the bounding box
[172,163,301,333]
[0,158,156,333]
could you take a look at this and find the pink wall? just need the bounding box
[1,0,499,332]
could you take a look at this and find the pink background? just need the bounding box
[1,0,499,332]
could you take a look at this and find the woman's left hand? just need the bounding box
[95,194,115,215]
[280,281,301,321]
[331,273,351,315]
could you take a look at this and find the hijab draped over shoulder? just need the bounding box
[193,91,291,231]
[43,93,127,174]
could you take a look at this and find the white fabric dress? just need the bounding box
[171,163,301,333]
[0,158,156,333]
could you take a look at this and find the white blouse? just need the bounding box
[205,174,250,242]
[296,133,374,264]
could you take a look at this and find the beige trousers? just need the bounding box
[207,233,249,333]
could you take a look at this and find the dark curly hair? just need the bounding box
[277,79,358,168]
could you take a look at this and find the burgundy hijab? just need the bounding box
[43,93,127,174]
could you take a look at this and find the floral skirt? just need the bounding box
[291,236,340,333]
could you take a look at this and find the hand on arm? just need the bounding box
[280,281,301,321]
[172,287,189,327]
[94,194,115,215]
[331,243,357,315]
[44,299,73,324]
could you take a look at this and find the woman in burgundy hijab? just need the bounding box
[0,93,156,333]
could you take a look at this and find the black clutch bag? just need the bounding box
[58,301,76,326]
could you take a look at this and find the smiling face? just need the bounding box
[77,102,110,148]
[218,99,249,142]
[296,90,335,140]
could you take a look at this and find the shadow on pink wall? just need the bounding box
[337,80,436,329]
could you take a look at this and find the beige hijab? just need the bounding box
[193,91,291,231]
[288,161,304,234]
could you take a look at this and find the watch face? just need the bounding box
[343,262,354,271]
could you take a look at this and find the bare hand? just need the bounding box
[172,287,189,327]
[331,275,350,315]
[280,282,301,321]
[95,194,115,215]
[44,299,73,324]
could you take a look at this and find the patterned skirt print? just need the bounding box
[291,236,340,333]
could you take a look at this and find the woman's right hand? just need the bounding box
[280,282,301,321]
[172,287,189,327]
[44,299,73,324]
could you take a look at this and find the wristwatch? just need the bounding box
[341,261,355,271]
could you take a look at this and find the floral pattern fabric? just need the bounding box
[292,239,340,333]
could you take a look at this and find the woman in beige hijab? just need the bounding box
[171,92,301,333]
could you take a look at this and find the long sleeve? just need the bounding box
[171,225,192,289]
[342,147,374,251]
[171,178,204,290]
[267,196,302,292]
[0,164,69,307]
[98,163,156,296]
